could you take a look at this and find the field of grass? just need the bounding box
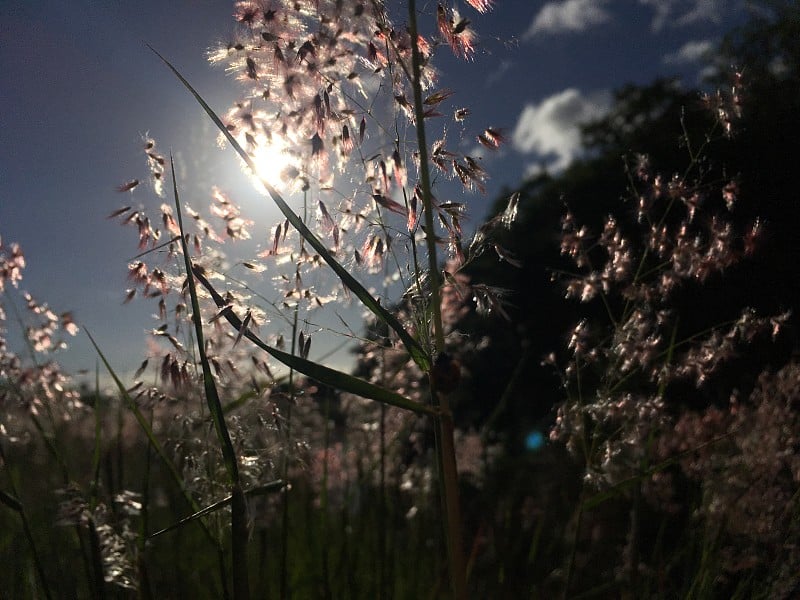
[2,1,800,598]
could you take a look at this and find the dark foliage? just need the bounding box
[456,1,800,447]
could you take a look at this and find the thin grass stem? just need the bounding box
[170,156,250,599]
[0,442,54,600]
[408,3,466,597]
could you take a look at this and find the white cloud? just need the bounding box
[676,0,725,26]
[639,0,672,32]
[663,39,714,64]
[512,88,610,173]
[639,0,727,32]
[486,59,513,86]
[523,0,611,38]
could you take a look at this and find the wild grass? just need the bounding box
[2,1,800,598]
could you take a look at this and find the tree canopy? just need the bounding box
[452,0,800,449]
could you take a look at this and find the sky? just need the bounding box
[0,0,749,383]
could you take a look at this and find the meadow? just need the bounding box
[2,1,800,598]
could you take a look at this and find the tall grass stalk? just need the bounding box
[6,298,71,481]
[150,10,470,593]
[87,329,234,594]
[408,2,467,596]
[320,394,333,599]
[171,157,251,599]
[137,408,155,600]
[280,302,300,599]
[7,299,105,596]
[0,442,53,600]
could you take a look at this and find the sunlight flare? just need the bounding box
[248,140,293,191]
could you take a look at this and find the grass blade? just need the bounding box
[0,442,53,600]
[85,327,238,597]
[86,329,187,494]
[83,330,225,539]
[148,46,430,371]
[0,489,22,512]
[149,481,284,540]
[170,155,240,485]
[90,363,102,507]
[191,265,438,416]
[169,156,250,600]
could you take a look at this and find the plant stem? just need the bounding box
[564,486,586,600]
[86,517,108,600]
[379,401,387,599]
[408,3,444,354]
[281,305,299,600]
[321,394,332,600]
[171,159,250,599]
[0,441,54,600]
[408,3,466,598]
[138,410,155,600]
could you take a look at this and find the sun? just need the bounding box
[248,140,294,192]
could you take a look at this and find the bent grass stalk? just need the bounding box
[151,32,467,594]
[280,299,299,599]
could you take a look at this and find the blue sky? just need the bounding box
[0,0,748,381]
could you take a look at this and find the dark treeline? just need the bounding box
[455,0,800,447]
[426,2,800,596]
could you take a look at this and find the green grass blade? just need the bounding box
[169,157,250,600]
[191,266,438,416]
[169,155,240,485]
[90,363,102,508]
[84,329,212,517]
[0,489,22,512]
[86,329,185,488]
[148,481,283,540]
[0,442,53,599]
[85,327,233,565]
[223,390,260,414]
[148,46,429,371]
